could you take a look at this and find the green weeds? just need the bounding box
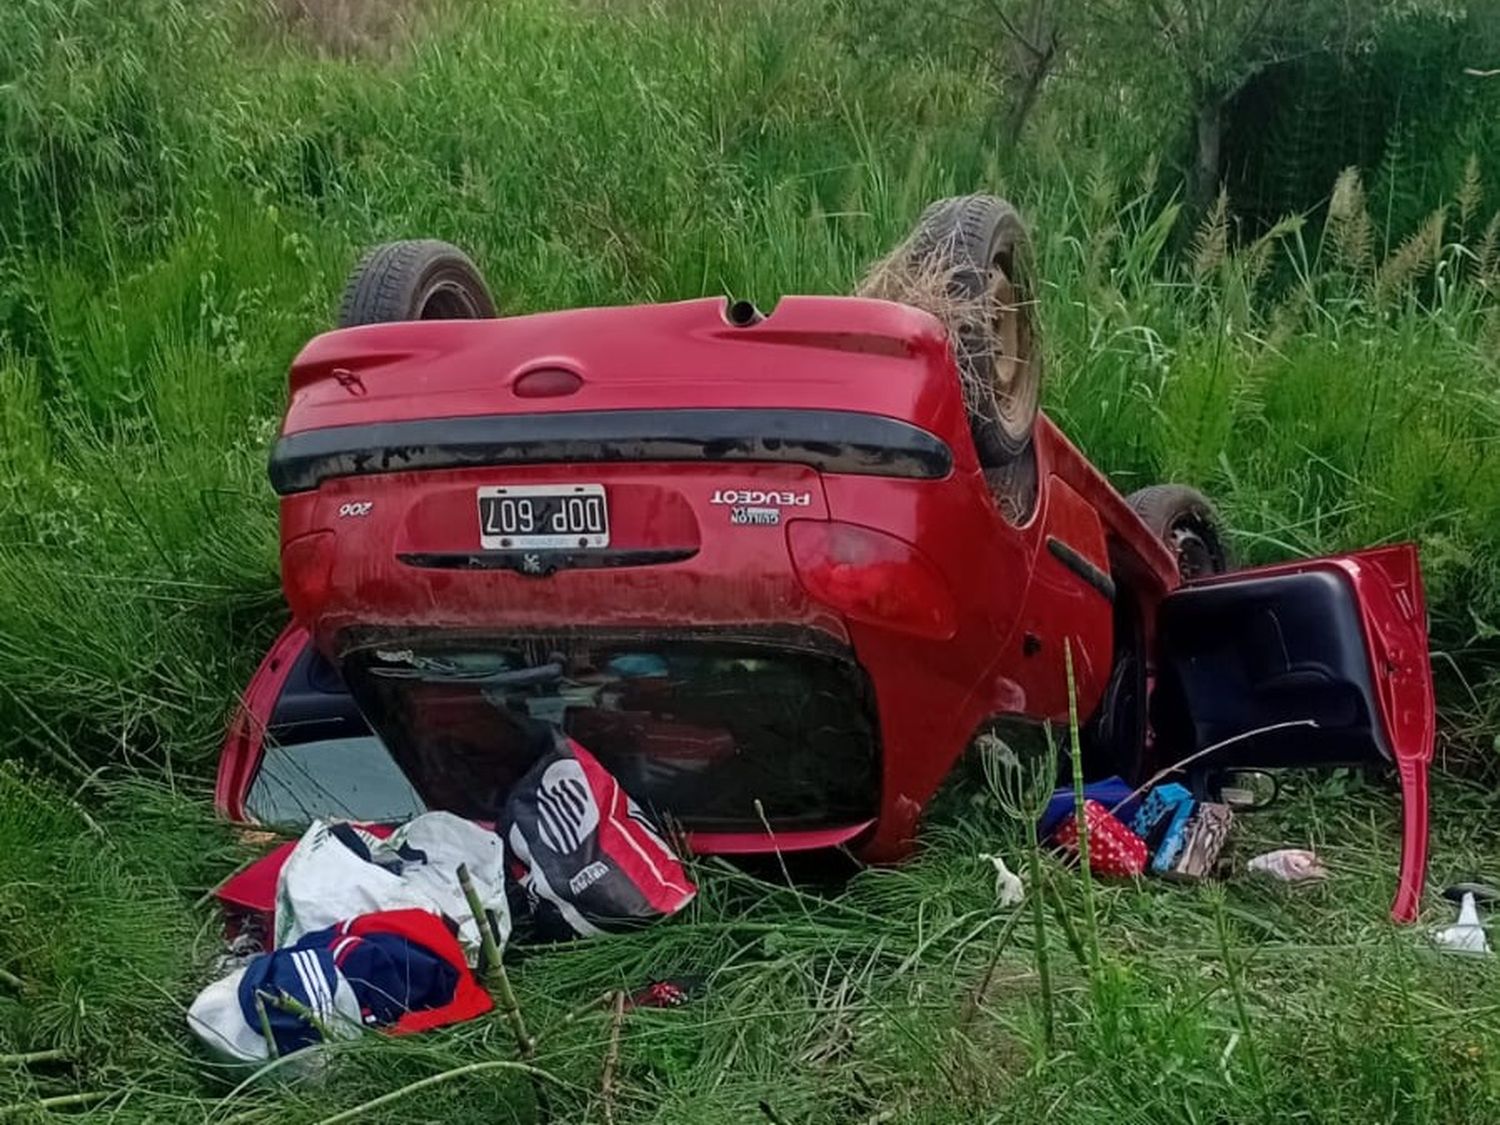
[0,0,1498,1120]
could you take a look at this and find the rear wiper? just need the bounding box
[369,661,564,687]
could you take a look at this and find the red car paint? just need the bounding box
[215,622,308,823]
[273,298,1169,854]
[219,295,1436,922]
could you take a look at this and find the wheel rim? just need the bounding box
[1168,516,1228,579]
[986,256,1037,440]
[418,281,486,319]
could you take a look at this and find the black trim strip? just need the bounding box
[270,408,952,495]
[1046,537,1116,602]
[335,622,856,661]
[397,547,697,575]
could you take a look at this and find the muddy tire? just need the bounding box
[1127,484,1232,580]
[337,239,496,326]
[864,195,1042,468]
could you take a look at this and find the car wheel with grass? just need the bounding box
[862,195,1042,468]
[337,240,497,327]
[1127,484,1231,580]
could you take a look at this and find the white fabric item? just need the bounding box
[1434,892,1492,956]
[186,960,361,1065]
[273,812,509,963]
[979,853,1025,907]
[1247,848,1329,883]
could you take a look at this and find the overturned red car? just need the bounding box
[218,198,1435,921]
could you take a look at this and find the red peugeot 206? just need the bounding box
[217,197,1435,921]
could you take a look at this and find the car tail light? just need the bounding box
[281,531,335,622]
[788,520,957,640]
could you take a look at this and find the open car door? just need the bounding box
[1150,544,1435,922]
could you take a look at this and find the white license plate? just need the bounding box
[477,484,609,550]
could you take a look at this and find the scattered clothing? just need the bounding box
[274,812,509,964]
[626,977,700,1010]
[1131,783,1197,875]
[1247,848,1329,883]
[307,910,492,1033]
[211,924,269,980]
[216,827,392,933]
[1051,799,1148,877]
[197,743,699,1066]
[507,736,696,939]
[189,908,491,1063]
[1159,802,1232,881]
[1039,778,1141,838]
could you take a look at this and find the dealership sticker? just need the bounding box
[712,488,806,528]
[730,506,780,526]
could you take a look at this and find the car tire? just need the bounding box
[1127,484,1232,580]
[862,195,1043,469]
[337,240,497,327]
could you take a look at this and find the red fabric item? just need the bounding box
[627,979,694,1010]
[215,840,295,917]
[1052,799,1148,877]
[337,909,494,1034]
[570,739,696,917]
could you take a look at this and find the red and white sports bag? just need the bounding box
[505,736,696,938]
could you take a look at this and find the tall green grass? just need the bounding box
[6,759,1500,1123]
[1,3,1499,1118]
[1,0,1495,775]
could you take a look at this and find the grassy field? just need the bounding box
[2,0,1499,1120]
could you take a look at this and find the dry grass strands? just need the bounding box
[856,222,1041,525]
[1457,155,1484,230]
[1327,166,1374,279]
[856,228,1037,448]
[1373,208,1445,308]
[1242,214,1305,293]
[859,233,1001,418]
[1476,211,1500,288]
[269,0,422,57]
[1191,186,1231,280]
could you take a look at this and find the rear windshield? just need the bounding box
[340,636,879,832]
